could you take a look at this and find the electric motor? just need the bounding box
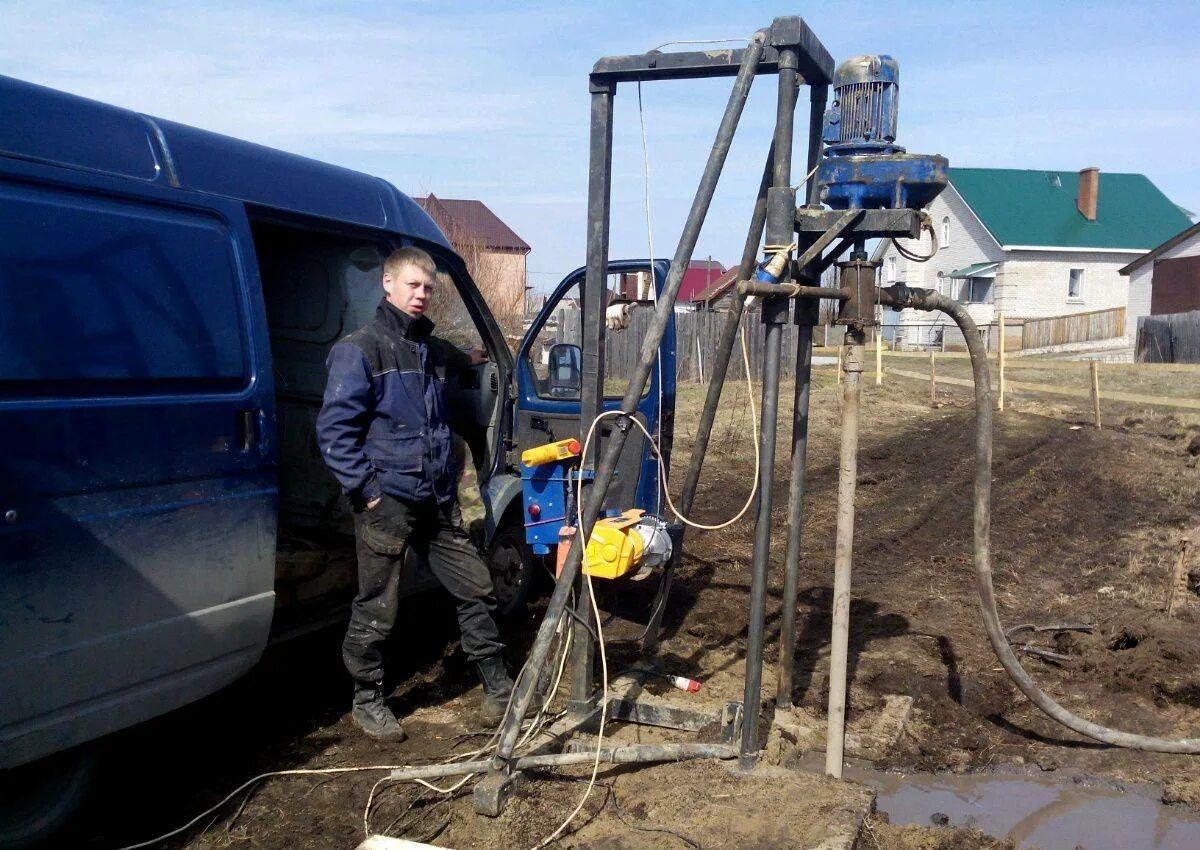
[628,515,672,581]
[822,55,900,155]
[815,54,947,211]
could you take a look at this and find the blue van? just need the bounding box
[0,76,674,844]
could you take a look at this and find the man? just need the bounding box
[316,246,514,742]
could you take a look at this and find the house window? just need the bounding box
[941,216,951,249]
[1068,268,1084,300]
[957,276,993,304]
[887,255,897,283]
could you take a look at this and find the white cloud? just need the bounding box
[0,1,533,155]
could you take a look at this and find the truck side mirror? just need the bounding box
[547,343,582,399]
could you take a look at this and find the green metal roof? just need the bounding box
[949,261,998,278]
[949,167,1192,251]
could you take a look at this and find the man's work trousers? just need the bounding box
[343,494,505,686]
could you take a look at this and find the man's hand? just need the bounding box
[366,496,382,511]
[468,347,489,365]
[605,302,632,332]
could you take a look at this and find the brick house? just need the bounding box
[416,194,531,331]
[615,260,729,310]
[874,167,1192,348]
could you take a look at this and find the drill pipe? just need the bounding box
[825,332,864,778]
[739,39,800,771]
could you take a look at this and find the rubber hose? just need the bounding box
[919,290,1200,753]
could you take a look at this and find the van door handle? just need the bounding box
[238,409,257,452]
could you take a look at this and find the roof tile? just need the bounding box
[415,194,530,252]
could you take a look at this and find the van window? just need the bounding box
[254,223,383,349]
[525,276,652,400]
[0,184,247,393]
[429,263,485,351]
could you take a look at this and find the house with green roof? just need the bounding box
[874,167,1192,349]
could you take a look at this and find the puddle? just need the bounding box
[853,767,1200,850]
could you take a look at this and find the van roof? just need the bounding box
[0,75,451,250]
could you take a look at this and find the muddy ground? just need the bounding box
[76,365,1200,849]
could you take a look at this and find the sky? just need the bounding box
[3,1,1197,293]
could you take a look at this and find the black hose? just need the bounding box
[898,287,1200,754]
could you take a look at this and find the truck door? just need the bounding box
[514,260,675,522]
[0,159,276,768]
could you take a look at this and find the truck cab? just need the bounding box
[0,75,674,845]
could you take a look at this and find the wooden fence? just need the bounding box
[555,303,1129,385]
[557,308,841,384]
[1021,306,1126,350]
[1137,310,1200,364]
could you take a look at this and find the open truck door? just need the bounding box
[513,259,676,562]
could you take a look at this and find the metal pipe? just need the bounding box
[642,140,777,658]
[568,578,595,715]
[739,40,799,772]
[738,282,847,299]
[740,321,784,771]
[525,742,735,768]
[776,323,813,710]
[494,31,768,762]
[569,77,616,714]
[384,744,735,786]
[775,78,826,713]
[825,330,864,778]
[675,141,776,517]
[805,84,828,206]
[814,236,855,274]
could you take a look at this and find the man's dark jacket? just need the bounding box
[316,300,469,507]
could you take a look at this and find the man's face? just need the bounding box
[382,263,434,318]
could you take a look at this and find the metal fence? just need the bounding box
[1137,310,1200,364]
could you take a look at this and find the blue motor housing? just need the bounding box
[817,54,947,210]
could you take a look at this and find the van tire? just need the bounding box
[487,516,533,620]
[0,747,97,849]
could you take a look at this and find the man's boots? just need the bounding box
[350,682,407,742]
[477,654,516,726]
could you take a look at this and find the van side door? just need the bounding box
[0,159,276,768]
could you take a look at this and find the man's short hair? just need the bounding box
[384,246,437,280]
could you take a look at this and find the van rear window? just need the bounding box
[0,184,248,395]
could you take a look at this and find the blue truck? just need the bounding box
[0,75,674,845]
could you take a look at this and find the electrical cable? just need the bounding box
[651,37,753,51]
[891,212,938,262]
[579,319,757,532]
[539,370,759,843]
[114,765,424,850]
[920,289,1200,754]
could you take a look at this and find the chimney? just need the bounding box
[1077,167,1099,221]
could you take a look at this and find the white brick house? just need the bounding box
[874,167,1192,348]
